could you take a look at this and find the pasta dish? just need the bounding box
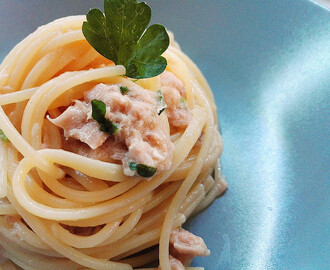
[0,3,227,270]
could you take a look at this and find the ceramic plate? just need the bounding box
[0,1,329,269]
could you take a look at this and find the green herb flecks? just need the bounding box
[180,97,188,110]
[157,90,167,115]
[0,129,9,142]
[120,86,130,95]
[128,161,157,177]
[82,0,169,79]
[128,162,138,171]
[91,99,118,135]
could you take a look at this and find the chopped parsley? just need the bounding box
[157,90,167,115]
[82,0,169,79]
[91,99,118,135]
[120,86,130,95]
[180,97,188,110]
[0,129,9,142]
[128,162,157,177]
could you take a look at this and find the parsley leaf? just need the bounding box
[82,0,169,79]
[128,162,157,177]
[91,99,118,135]
[0,129,9,142]
[120,86,130,95]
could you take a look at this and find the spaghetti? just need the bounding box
[0,15,227,270]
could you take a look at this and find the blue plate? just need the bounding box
[0,1,329,269]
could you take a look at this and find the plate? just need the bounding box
[0,1,329,269]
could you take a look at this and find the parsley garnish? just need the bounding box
[157,90,167,115]
[120,86,130,95]
[0,129,9,142]
[180,97,188,110]
[82,0,170,79]
[128,162,157,177]
[128,162,138,171]
[91,99,119,135]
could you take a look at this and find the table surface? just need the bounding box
[313,0,330,9]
